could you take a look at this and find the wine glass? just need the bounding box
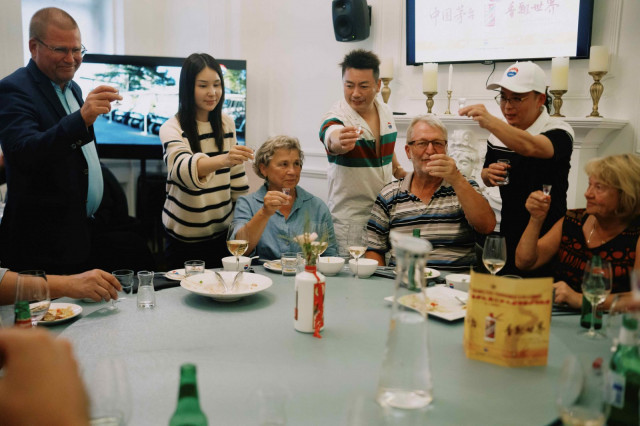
[87,357,132,425]
[310,222,330,263]
[110,270,134,310]
[347,225,367,279]
[15,270,50,327]
[482,235,507,275]
[580,259,612,339]
[227,222,249,271]
[556,355,609,426]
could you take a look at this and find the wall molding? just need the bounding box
[605,0,623,56]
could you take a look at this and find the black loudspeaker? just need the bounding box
[332,0,371,42]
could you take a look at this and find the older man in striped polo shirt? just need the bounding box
[365,115,496,271]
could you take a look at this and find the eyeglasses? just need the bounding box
[35,38,87,58]
[495,93,531,106]
[407,140,447,150]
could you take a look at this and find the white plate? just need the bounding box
[392,267,441,279]
[180,271,273,302]
[262,260,282,273]
[38,302,83,325]
[166,269,186,280]
[384,285,467,321]
[424,268,440,279]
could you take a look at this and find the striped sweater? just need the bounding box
[160,114,249,242]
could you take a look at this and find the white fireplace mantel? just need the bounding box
[393,115,628,149]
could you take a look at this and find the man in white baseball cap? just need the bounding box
[459,61,574,277]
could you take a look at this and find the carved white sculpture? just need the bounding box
[448,129,481,180]
[448,129,502,231]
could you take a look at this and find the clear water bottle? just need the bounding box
[377,233,433,409]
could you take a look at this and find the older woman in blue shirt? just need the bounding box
[232,135,338,260]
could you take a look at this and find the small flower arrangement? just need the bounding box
[292,222,329,267]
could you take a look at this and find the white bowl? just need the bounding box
[222,256,252,271]
[445,273,471,292]
[317,257,345,276]
[348,258,378,278]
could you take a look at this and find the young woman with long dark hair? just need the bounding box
[160,53,253,269]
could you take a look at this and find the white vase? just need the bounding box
[294,265,325,336]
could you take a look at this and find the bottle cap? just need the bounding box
[180,363,197,374]
[592,357,603,369]
[391,231,432,255]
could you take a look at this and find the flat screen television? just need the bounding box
[406,0,594,65]
[75,54,247,159]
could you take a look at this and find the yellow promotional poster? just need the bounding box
[463,271,553,367]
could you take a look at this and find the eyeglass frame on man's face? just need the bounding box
[407,140,447,151]
[35,38,87,58]
[495,92,533,107]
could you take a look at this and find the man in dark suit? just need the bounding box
[0,7,124,274]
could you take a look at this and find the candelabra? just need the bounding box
[423,91,437,114]
[550,89,567,117]
[381,77,392,104]
[587,71,607,118]
[444,90,452,115]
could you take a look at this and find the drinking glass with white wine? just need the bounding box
[227,222,249,271]
[348,225,367,279]
[310,222,329,263]
[482,235,507,275]
[580,258,612,339]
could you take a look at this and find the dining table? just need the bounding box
[45,265,612,425]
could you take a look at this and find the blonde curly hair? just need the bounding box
[585,153,640,220]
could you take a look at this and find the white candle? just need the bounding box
[589,46,609,72]
[550,57,569,90]
[422,63,438,92]
[380,58,394,79]
[447,64,453,91]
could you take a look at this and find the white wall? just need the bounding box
[0,0,24,78]
[3,0,639,212]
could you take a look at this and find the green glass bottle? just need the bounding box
[580,256,603,329]
[608,315,640,426]
[169,364,208,426]
[580,296,603,329]
[14,300,32,328]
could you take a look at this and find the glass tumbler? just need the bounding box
[137,270,156,309]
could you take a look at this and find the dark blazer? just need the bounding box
[0,59,97,273]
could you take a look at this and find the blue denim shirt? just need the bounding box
[232,184,338,260]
